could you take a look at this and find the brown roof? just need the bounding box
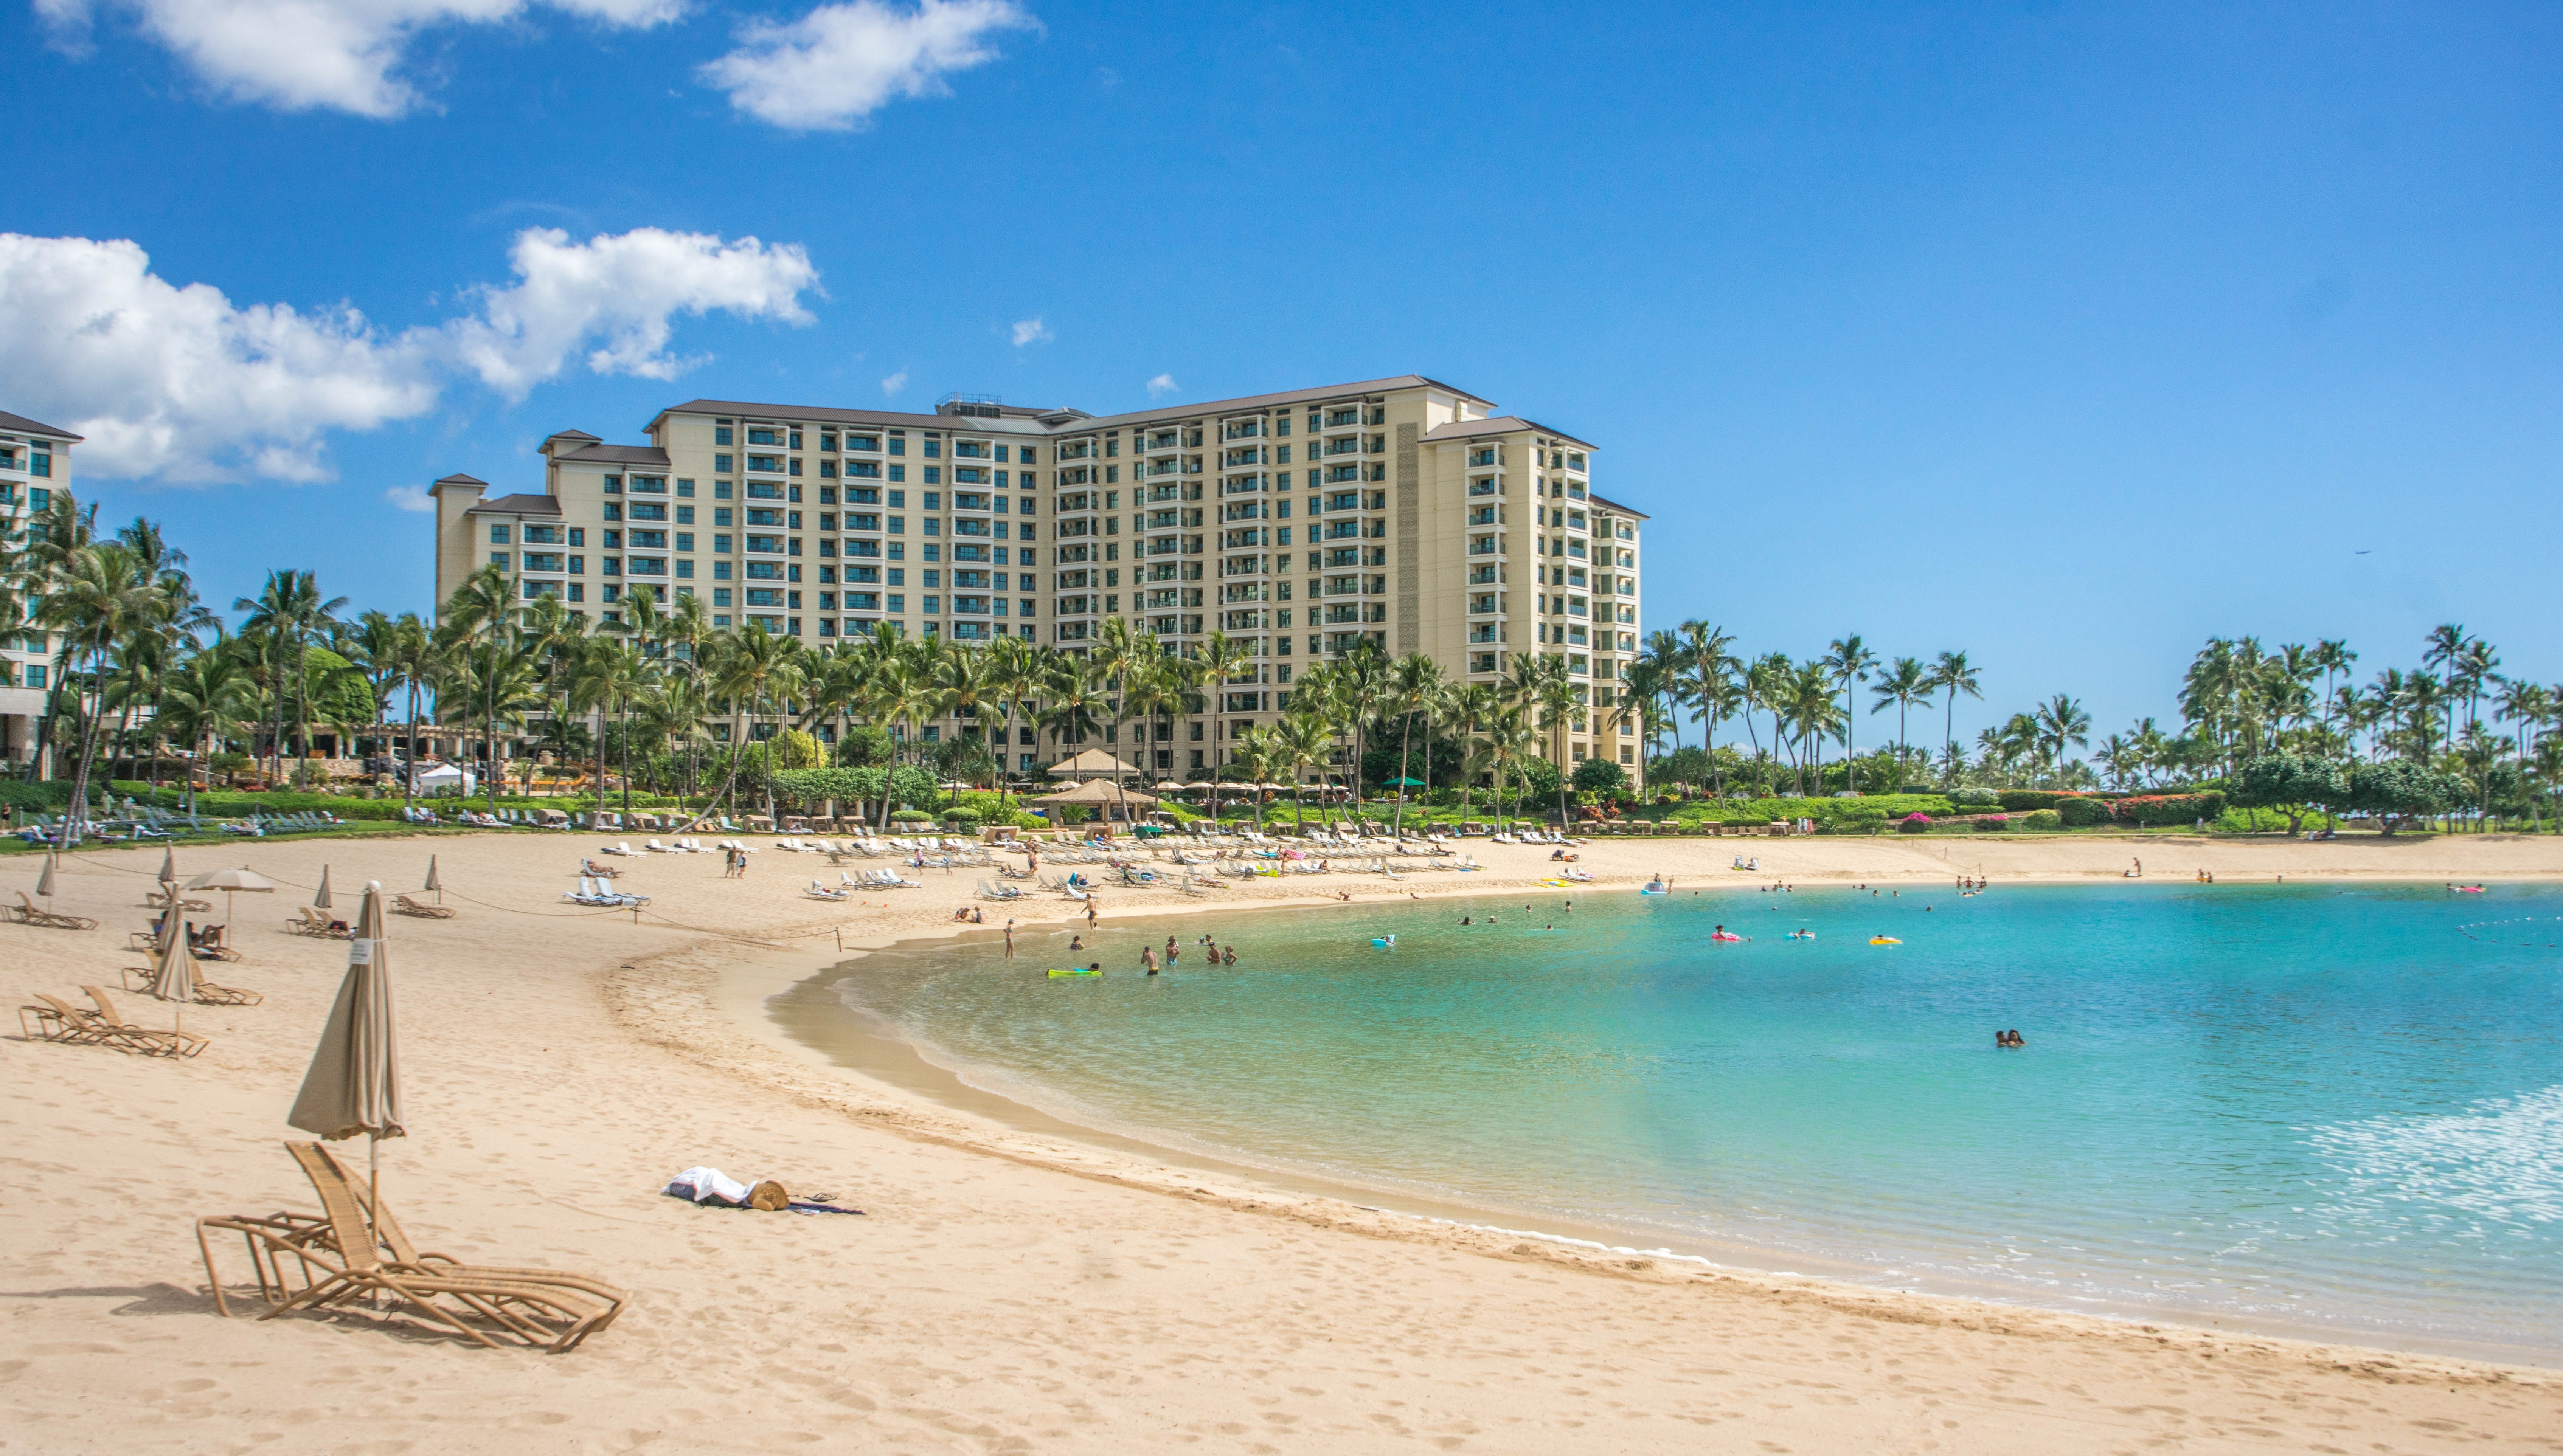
[1417,415,1597,451]
[647,375,1499,440]
[0,410,82,443]
[464,493,560,516]
[556,443,671,466]
[1027,778,1159,806]
[1590,493,1649,521]
[432,472,488,488]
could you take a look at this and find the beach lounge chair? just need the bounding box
[197,1141,627,1353]
[805,879,851,901]
[82,986,210,1057]
[288,906,352,939]
[11,892,99,931]
[20,991,122,1048]
[581,857,623,879]
[392,894,456,919]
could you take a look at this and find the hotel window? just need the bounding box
[676,560,694,578]
[602,503,621,522]
[488,553,510,571]
[603,476,621,494]
[489,525,510,544]
[715,426,733,446]
[677,479,695,497]
[567,555,584,574]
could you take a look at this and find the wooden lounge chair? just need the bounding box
[196,1141,627,1353]
[392,895,455,919]
[287,906,352,939]
[20,991,118,1047]
[12,892,99,931]
[76,986,208,1057]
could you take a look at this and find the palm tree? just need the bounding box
[1383,651,1444,837]
[1677,621,1737,797]
[156,647,254,815]
[2312,639,2357,735]
[40,540,154,837]
[1479,707,1539,832]
[1275,711,1332,832]
[1822,634,1878,792]
[2034,695,2091,781]
[1871,656,1932,780]
[234,568,346,791]
[436,563,515,808]
[1928,651,1982,780]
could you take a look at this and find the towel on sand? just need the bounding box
[663,1166,862,1214]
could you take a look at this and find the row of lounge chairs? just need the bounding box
[20,986,208,1057]
[564,877,648,908]
[10,890,99,930]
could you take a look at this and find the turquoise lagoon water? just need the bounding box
[812,883,2563,1361]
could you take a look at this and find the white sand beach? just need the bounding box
[6,827,2562,1453]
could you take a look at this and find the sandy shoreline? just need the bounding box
[7,827,2563,1452]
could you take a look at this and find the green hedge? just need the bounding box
[2111,792,2226,826]
[1674,794,1953,828]
[2057,796,2116,827]
[2020,809,2062,830]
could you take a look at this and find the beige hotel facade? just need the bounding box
[430,375,1646,779]
[0,409,76,769]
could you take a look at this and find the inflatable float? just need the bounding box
[1869,936,1902,946]
[1045,968,1101,978]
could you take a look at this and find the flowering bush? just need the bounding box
[1899,812,1932,834]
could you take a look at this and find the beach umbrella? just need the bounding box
[183,865,277,926]
[288,879,404,1208]
[157,847,177,885]
[36,851,56,899]
[424,854,442,905]
[313,864,334,910]
[149,910,199,1035]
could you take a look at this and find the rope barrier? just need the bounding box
[2455,916,2563,948]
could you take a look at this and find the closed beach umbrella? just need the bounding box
[150,912,199,1035]
[288,880,404,1201]
[157,847,177,885]
[314,864,333,910]
[424,854,442,905]
[185,865,277,926]
[36,851,56,899]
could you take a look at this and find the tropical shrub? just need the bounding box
[2020,809,2062,830]
[770,728,827,772]
[2057,795,2116,827]
[1996,791,2081,811]
[2345,760,2461,835]
[2110,792,2227,826]
[1976,813,2012,831]
[1899,812,1932,834]
[2228,753,2347,834]
[1572,757,1630,796]
[835,726,893,768]
[1676,793,1953,827]
[1948,787,2001,808]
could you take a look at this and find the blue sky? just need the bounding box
[6,0,2558,749]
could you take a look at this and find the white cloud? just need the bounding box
[384,484,438,512]
[36,0,683,119]
[442,227,817,396]
[880,370,908,396]
[1010,316,1049,347]
[0,226,820,484]
[1145,372,1178,398]
[700,0,1035,131]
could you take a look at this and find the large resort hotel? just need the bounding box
[430,375,1647,775]
[0,409,75,770]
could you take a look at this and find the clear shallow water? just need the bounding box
[819,883,2563,1362]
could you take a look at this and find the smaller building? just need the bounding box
[0,409,78,769]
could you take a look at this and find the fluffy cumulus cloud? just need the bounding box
[700,0,1035,131]
[880,369,908,396]
[442,227,818,395]
[384,484,438,511]
[1009,316,1049,347]
[1145,372,1178,398]
[0,227,818,483]
[35,0,683,118]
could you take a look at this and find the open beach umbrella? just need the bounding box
[36,851,56,900]
[288,880,404,1205]
[157,847,177,885]
[313,865,334,910]
[184,865,277,926]
[424,855,442,905]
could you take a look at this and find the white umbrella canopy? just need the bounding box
[288,880,404,1200]
[185,865,276,926]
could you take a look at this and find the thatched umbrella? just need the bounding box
[313,864,334,910]
[288,880,404,1208]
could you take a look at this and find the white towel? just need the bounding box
[663,1166,755,1206]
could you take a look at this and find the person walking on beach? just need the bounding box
[1085,900,1098,930]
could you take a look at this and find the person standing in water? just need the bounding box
[1141,946,1158,975]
